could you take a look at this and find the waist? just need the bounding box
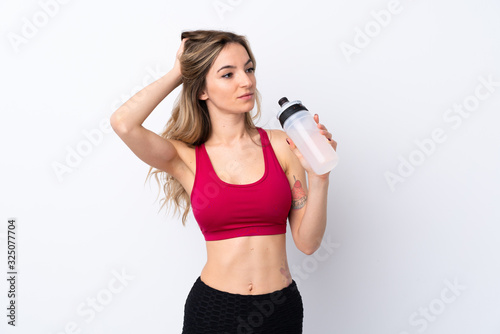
[203,224,287,241]
[201,234,292,295]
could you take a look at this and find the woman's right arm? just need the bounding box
[110,39,186,174]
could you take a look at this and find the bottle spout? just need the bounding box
[278,97,289,107]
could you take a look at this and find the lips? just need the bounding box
[238,92,254,99]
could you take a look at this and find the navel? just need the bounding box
[248,282,253,292]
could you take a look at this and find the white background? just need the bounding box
[1,0,499,333]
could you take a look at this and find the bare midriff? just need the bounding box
[200,233,293,295]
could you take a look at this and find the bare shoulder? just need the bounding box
[264,128,287,143]
[263,128,292,174]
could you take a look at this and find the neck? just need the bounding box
[206,111,253,147]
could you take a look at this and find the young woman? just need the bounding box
[110,30,337,333]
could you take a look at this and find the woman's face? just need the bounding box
[199,42,256,115]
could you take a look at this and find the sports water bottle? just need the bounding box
[276,97,339,175]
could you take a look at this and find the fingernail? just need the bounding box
[286,138,290,145]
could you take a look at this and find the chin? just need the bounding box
[242,100,256,112]
[242,105,255,113]
[227,101,254,114]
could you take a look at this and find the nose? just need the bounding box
[239,71,253,88]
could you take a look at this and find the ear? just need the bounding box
[199,88,208,101]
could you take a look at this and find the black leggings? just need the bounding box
[182,277,304,334]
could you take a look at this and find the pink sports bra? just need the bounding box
[190,127,292,241]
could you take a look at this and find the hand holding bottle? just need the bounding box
[286,114,337,177]
[277,97,338,176]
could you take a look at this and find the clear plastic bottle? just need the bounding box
[276,97,339,175]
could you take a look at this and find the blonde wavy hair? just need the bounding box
[146,30,262,225]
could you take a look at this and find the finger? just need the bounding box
[314,114,319,123]
[320,129,331,137]
[286,137,296,150]
[178,38,187,54]
[331,140,337,151]
[317,125,331,136]
[320,128,334,142]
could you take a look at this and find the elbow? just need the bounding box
[301,247,318,256]
[301,249,313,256]
[293,229,326,256]
[298,243,320,256]
[110,111,128,135]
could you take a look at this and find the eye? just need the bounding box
[246,67,255,73]
[222,72,233,78]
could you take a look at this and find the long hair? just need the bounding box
[146,30,262,225]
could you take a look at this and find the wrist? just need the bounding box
[166,67,183,87]
[307,171,330,183]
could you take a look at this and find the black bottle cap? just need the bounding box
[277,98,308,128]
[278,97,289,107]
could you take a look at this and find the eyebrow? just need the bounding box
[217,59,253,73]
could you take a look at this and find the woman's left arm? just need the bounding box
[283,114,337,255]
